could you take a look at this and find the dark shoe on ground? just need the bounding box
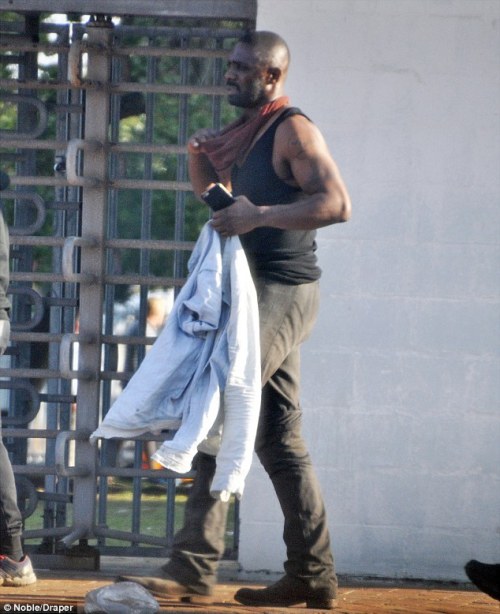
[465,559,500,601]
[0,555,37,586]
[116,568,213,603]
[234,574,336,609]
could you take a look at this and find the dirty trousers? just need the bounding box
[164,279,335,592]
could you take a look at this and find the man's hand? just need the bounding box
[210,196,261,237]
[187,128,221,154]
[0,320,10,356]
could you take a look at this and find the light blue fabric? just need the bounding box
[91,223,261,498]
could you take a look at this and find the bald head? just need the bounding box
[238,30,290,78]
[225,30,290,109]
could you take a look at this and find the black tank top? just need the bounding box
[231,107,321,284]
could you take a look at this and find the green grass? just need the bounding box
[98,480,189,543]
[24,478,236,552]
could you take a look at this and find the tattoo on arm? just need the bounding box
[288,136,312,160]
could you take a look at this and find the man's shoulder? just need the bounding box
[273,108,328,165]
[274,106,309,126]
[275,108,316,142]
[277,107,312,128]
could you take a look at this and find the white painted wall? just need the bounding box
[238,0,500,582]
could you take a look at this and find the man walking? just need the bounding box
[121,30,351,609]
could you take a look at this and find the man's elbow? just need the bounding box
[326,193,351,225]
[337,196,351,223]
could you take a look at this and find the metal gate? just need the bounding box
[0,2,255,568]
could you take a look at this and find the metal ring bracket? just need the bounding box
[3,191,47,236]
[65,138,104,187]
[14,476,39,520]
[62,236,99,283]
[55,429,93,477]
[59,332,94,380]
[8,287,46,332]
[0,380,41,426]
[0,95,48,140]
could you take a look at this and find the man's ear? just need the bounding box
[266,67,281,84]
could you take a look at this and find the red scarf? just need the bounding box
[199,96,290,182]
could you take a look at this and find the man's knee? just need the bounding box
[255,434,310,477]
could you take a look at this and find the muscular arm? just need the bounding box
[188,151,220,199]
[211,115,351,236]
[187,129,225,198]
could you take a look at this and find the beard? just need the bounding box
[227,79,266,109]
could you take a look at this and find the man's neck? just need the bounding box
[240,95,287,121]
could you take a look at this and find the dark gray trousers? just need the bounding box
[164,279,335,593]
[0,418,24,560]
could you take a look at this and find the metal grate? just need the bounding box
[0,8,254,566]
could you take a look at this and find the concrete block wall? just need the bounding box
[238,0,500,582]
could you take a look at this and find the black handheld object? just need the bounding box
[201,183,235,211]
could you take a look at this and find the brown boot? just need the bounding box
[234,574,336,609]
[116,569,213,603]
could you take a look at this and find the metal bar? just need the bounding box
[165,477,176,546]
[0,368,75,379]
[8,176,192,191]
[102,274,185,286]
[93,546,169,557]
[11,332,66,342]
[0,41,229,59]
[93,527,168,547]
[64,21,114,547]
[23,528,73,540]
[0,21,248,39]
[0,0,257,20]
[5,430,179,446]
[45,20,76,541]
[173,33,189,281]
[97,467,182,479]
[12,466,59,476]
[0,41,70,54]
[111,143,185,154]
[10,271,185,285]
[10,236,195,251]
[2,429,60,438]
[104,238,195,250]
[1,139,187,155]
[0,77,229,95]
[9,237,66,246]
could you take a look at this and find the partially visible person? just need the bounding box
[465,560,500,601]
[124,295,168,375]
[0,175,37,586]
